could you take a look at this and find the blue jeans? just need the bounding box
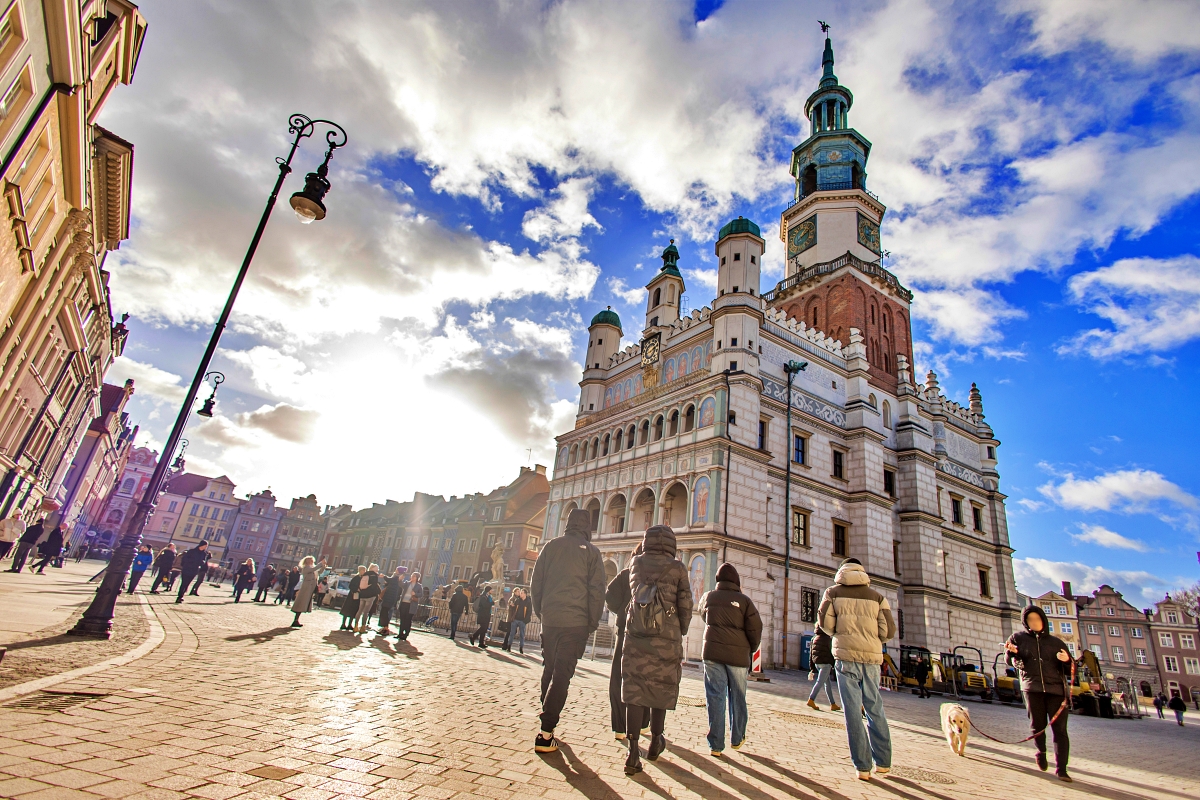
[834,660,891,772]
[505,620,526,650]
[808,663,837,704]
[703,660,748,752]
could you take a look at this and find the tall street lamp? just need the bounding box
[779,358,807,669]
[68,114,347,638]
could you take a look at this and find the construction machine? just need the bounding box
[882,645,935,694]
[990,652,1022,703]
[939,646,995,700]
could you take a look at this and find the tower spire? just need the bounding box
[820,30,837,87]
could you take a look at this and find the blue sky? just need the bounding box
[98,0,1200,604]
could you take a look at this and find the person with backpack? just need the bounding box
[620,525,693,775]
[469,586,494,648]
[806,627,840,711]
[149,544,176,593]
[818,557,897,781]
[698,563,762,757]
[530,509,606,754]
[447,584,469,640]
[1168,693,1187,726]
[605,544,641,741]
[1005,605,1073,782]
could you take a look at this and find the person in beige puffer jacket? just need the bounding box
[817,558,897,782]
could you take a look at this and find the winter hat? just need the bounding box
[715,563,740,586]
[565,509,592,538]
[840,557,861,567]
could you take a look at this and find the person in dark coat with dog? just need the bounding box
[605,544,641,741]
[530,508,606,754]
[1005,605,1073,782]
[699,563,762,756]
[620,525,693,775]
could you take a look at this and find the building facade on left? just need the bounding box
[0,1,147,524]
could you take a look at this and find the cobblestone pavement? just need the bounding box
[0,589,1197,800]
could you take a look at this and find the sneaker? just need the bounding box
[1057,772,1073,783]
[534,733,558,753]
[830,703,841,712]
[857,771,871,781]
[710,750,723,758]
[1035,752,1048,772]
[806,699,819,711]
[875,766,890,777]
[731,740,745,751]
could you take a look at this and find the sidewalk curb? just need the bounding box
[0,594,166,703]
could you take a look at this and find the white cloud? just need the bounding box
[522,177,601,245]
[1059,255,1200,358]
[106,357,186,405]
[1071,524,1149,552]
[1016,498,1048,512]
[607,276,645,307]
[1039,467,1198,514]
[1014,556,1175,603]
[1015,0,1200,61]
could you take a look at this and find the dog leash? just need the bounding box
[964,657,1074,745]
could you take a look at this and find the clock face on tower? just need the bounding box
[857,212,881,254]
[641,333,661,366]
[787,215,817,258]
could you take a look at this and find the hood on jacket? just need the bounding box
[834,562,870,586]
[1023,605,1050,632]
[642,525,677,557]
[715,563,740,587]
[565,509,592,540]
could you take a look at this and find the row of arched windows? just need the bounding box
[564,395,719,467]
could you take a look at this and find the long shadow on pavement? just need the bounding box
[721,752,827,799]
[484,650,529,669]
[743,752,854,800]
[669,743,813,800]
[225,627,296,645]
[539,741,627,800]
[652,750,768,800]
[321,631,363,650]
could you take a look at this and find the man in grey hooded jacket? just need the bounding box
[818,557,897,781]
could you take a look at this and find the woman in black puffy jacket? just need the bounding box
[1005,606,1073,782]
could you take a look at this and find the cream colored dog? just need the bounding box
[940,703,970,756]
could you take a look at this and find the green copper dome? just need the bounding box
[659,239,682,278]
[717,216,761,241]
[590,307,622,331]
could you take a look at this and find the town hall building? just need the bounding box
[544,35,1020,666]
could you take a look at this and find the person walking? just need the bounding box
[166,548,183,591]
[233,559,256,602]
[285,567,301,604]
[605,545,640,741]
[273,569,291,604]
[806,627,840,711]
[818,557,897,782]
[352,565,381,633]
[1168,694,1186,726]
[0,511,25,561]
[175,541,210,603]
[447,584,469,640]
[30,525,64,574]
[254,564,276,602]
[396,571,422,640]
[127,545,154,594]
[7,519,44,573]
[377,568,403,634]
[530,509,606,754]
[190,558,209,595]
[503,588,532,653]
[1005,605,1073,782]
[340,566,366,631]
[290,556,326,627]
[912,657,931,698]
[314,575,329,608]
[698,563,762,756]
[1154,692,1166,719]
[469,586,494,648]
[149,544,176,593]
[620,525,693,774]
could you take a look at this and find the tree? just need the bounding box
[1173,580,1200,618]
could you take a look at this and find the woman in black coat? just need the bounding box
[352,565,381,633]
[30,526,64,574]
[470,587,494,649]
[620,526,692,775]
[605,543,642,740]
[232,560,256,602]
[340,566,366,631]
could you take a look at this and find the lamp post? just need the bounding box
[779,358,807,669]
[68,114,347,638]
[195,373,225,418]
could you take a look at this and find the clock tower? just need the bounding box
[644,240,685,332]
[771,33,912,392]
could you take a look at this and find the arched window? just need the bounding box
[868,393,877,407]
[801,164,817,196]
[653,287,661,307]
[882,313,888,334]
[883,401,892,429]
[639,420,650,445]
[811,307,819,327]
[684,405,695,432]
[653,415,664,441]
[870,305,876,325]
[668,285,676,303]
[120,478,135,494]
[602,434,610,456]
[569,445,578,465]
[884,353,890,372]
[591,437,600,459]
[668,410,679,436]
[627,424,636,448]
[614,429,623,451]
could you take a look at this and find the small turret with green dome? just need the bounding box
[589,307,622,332]
[644,238,685,330]
[659,240,682,278]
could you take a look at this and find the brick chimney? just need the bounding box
[1061,581,1072,599]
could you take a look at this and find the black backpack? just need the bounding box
[628,581,670,637]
